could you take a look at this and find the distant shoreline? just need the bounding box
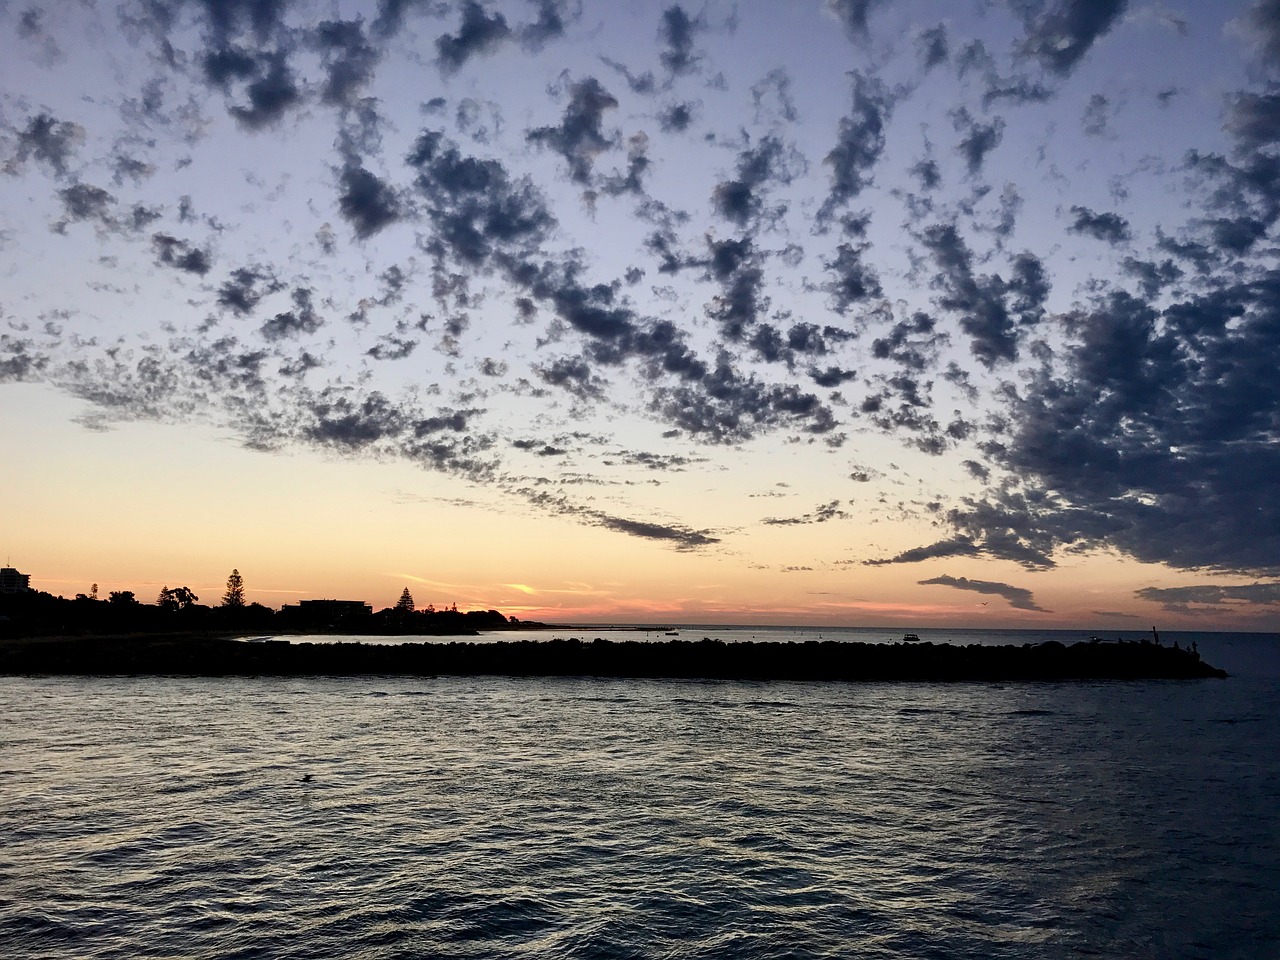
[0,634,1227,681]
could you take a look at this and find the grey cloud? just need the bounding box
[152,233,212,275]
[864,537,981,565]
[1018,0,1128,76]
[820,72,892,220]
[826,0,879,41]
[951,108,1004,176]
[658,5,702,77]
[919,574,1050,612]
[218,266,282,315]
[762,500,849,526]
[56,183,115,231]
[436,1,512,74]
[260,288,323,341]
[338,159,402,239]
[658,101,696,132]
[1135,583,1280,611]
[526,76,619,184]
[917,24,948,70]
[5,113,85,178]
[314,18,380,106]
[1068,205,1131,244]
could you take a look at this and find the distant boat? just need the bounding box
[665,630,679,636]
[901,633,922,642]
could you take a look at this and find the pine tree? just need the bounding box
[222,569,245,608]
[394,587,415,612]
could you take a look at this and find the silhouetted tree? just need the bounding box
[157,586,178,611]
[108,590,138,605]
[90,583,98,600]
[222,569,245,608]
[171,586,198,609]
[395,588,415,612]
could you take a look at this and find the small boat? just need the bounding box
[900,633,922,642]
[665,630,680,636]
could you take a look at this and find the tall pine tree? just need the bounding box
[222,569,245,607]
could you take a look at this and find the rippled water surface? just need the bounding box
[3,656,1279,958]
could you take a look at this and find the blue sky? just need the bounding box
[2,0,1279,627]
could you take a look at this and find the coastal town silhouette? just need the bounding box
[0,564,1225,682]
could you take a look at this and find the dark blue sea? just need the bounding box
[2,628,1277,959]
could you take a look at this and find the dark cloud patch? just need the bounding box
[593,512,719,548]
[152,233,212,275]
[218,266,282,315]
[536,355,608,399]
[827,0,879,41]
[602,450,702,471]
[658,5,702,77]
[871,311,948,372]
[712,135,801,226]
[238,53,303,130]
[1068,205,1131,244]
[305,389,407,449]
[762,500,849,525]
[863,537,981,565]
[367,334,418,360]
[6,114,85,178]
[415,408,481,434]
[820,72,892,220]
[1120,257,1183,298]
[1247,0,1280,70]
[520,488,719,548]
[981,78,1054,109]
[658,101,696,132]
[314,18,380,106]
[917,24,949,70]
[338,159,402,239]
[811,365,857,387]
[1226,90,1280,153]
[702,237,767,341]
[260,288,324,341]
[526,76,619,184]
[436,1,512,74]
[649,357,835,443]
[521,0,575,51]
[1135,583,1280,613]
[968,275,1280,574]
[407,130,556,266]
[919,224,1039,367]
[951,108,1004,176]
[1018,0,1128,76]
[824,240,882,312]
[56,183,115,231]
[919,574,1050,612]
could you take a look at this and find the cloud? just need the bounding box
[1018,0,1128,76]
[436,1,512,74]
[1135,583,1280,612]
[5,113,85,178]
[918,574,1050,612]
[762,500,850,526]
[658,5,702,77]
[1068,205,1131,244]
[864,537,981,566]
[526,76,619,184]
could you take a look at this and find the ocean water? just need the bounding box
[2,630,1277,959]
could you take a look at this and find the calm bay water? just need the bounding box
[2,629,1277,959]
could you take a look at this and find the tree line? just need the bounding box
[0,571,524,638]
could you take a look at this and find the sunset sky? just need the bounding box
[3,0,1279,630]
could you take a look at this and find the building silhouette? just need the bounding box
[0,567,31,594]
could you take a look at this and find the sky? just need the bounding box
[2,0,1279,630]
